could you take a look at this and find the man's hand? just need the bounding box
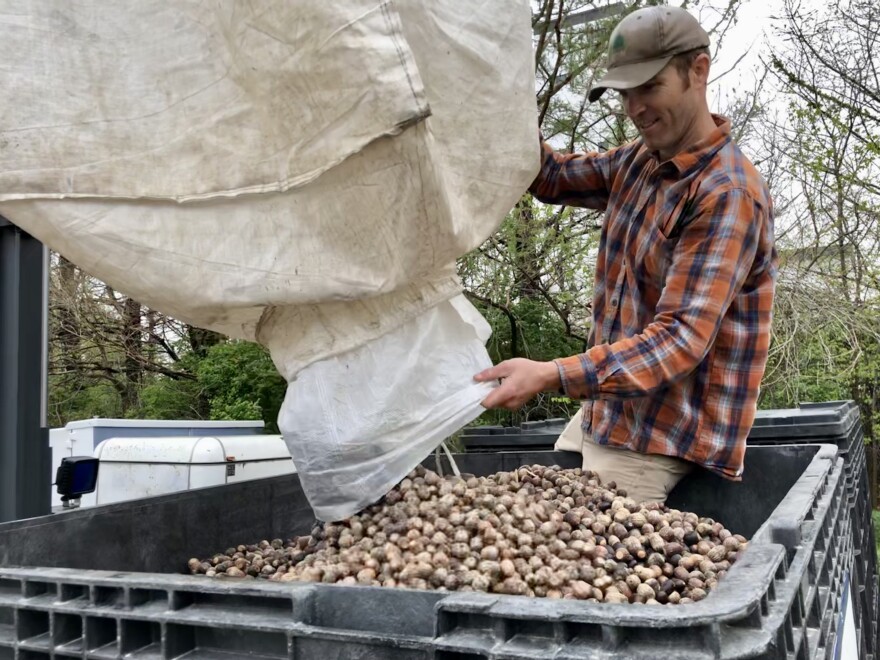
[474,358,561,410]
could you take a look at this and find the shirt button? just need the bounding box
[610,297,619,307]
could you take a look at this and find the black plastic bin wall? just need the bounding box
[747,400,878,655]
[0,443,865,660]
[461,419,567,453]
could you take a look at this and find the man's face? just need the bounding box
[619,63,699,158]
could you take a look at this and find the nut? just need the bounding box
[190,465,744,605]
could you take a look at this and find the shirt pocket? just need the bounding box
[638,190,695,287]
[657,189,695,239]
[638,223,674,289]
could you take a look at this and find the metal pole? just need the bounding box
[0,217,50,522]
[533,2,626,34]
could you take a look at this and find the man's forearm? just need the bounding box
[529,139,614,209]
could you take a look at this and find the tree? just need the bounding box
[47,258,287,431]
[758,0,880,503]
[769,0,879,192]
[47,258,195,424]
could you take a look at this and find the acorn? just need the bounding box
[190,464,744,604]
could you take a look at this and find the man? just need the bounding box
[474,6,777,502]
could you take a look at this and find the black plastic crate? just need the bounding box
[0,443,867,659]
[460,419,567,453]
[748,400,879,654]
[749,401,863,496]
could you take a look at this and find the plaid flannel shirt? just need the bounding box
[530,116,777,480]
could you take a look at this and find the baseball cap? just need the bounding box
[588,6,710,102]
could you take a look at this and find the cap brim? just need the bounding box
[588,55,673,102]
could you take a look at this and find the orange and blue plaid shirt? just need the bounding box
[530,116,777,480]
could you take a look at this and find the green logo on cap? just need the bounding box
[612,33,625,52]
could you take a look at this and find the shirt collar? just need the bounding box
[652,114,732,175]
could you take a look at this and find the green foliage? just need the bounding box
[480,297,585,365]
[137,373,203,420]
[459,202,594,427]
[48,380,122,426]
[208,397,264,423]
[476,296,585,425]
[49,339,287,432]
[195,341,286,431]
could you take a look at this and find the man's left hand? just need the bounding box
[474,358,561,410]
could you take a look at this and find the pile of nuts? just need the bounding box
[187,464,747,604]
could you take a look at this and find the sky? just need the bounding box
[705,3,771,109]
[699,0,805,110]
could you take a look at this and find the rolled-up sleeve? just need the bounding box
[528,138,622,210]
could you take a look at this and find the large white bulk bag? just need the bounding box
[0,0,539,520]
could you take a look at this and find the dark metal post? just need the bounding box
[533,2,626,33]
[0,217,50,522]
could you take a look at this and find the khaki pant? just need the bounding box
[554,407,693,503]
